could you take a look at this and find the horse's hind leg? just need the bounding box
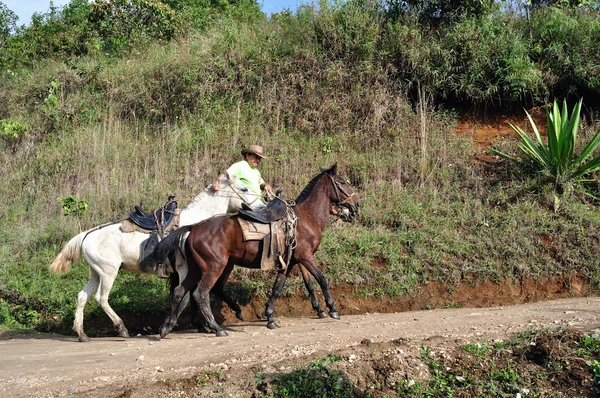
[73,271,100,342]
[211,264,244,321]
[92,265,129,338]
[299,264,328,319]
[193,276,228,337]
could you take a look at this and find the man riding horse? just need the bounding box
[211,144,272,207]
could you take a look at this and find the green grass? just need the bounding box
[397,329,597,397]
[256,355,354,398]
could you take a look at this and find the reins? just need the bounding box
[228,185,262,208]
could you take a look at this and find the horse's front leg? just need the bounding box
[263,269,291,329]
[93,267,130,338]
[300,258,339,319]
[299,264,328,319]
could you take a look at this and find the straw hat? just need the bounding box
[241,144,267,159]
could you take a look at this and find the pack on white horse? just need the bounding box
[50,177,261,342]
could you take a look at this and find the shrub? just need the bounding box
[490,98,600,211]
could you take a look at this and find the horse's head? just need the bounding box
[323,164,359,222]
[220,176,265,212]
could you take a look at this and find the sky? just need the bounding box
[4,0,301,27]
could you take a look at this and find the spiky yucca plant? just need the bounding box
[490,99,600,211]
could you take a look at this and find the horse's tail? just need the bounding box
[49,231,86,274]
[154,225,194,264]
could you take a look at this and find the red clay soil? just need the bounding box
[455,106,549,148]
[225,274,589,326]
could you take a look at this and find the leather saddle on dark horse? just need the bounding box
[237,192,295,271]
[238,193,287,223]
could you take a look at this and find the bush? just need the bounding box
[530,7,600,97]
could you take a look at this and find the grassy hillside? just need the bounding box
[1,0,600,334]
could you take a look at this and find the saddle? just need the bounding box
[128,195,178,235]
[237,193,296,271]
[238,195,287,223]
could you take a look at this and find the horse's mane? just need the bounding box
[295,165,336,204]
[187,188,211,208]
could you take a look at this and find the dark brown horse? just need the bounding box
[153,164,359,337]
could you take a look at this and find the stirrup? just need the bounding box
[277,255,287,271]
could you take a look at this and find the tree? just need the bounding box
[384,0,497,25]
[0,2,17,49]
[89,0,183,53]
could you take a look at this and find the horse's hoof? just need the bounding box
[266,322,279,330]
[329,311,340,320]
[117,326,129,338]
[317,311,328,319]
[235,311,244,322]
[78,334,90,343]
[215,330,229,337]
[159,326,171,338]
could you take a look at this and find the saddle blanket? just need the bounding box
[238,217,285,271]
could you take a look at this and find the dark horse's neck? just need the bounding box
[294,173,333,233]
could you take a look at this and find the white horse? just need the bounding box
[50,177,261,342]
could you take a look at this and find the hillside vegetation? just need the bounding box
[1,0,600,334]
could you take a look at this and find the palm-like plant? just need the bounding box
[489,98,600,211]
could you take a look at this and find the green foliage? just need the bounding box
[195,369,221,386]
[461,341,491,358]
[588,359,600,379]
[490,99,600,210]
[59,195,89,218]
[0,299,17,327]
[0,2,17,46]
[42,79,60,116]
[529,7,600,94]
[59,195,89,231]
[531,0,600,9]
[385,0,497,26]
[0,118,27,139]
[0,0,94,71]
[577,333,600,356]
[259,355,354,398]
[89,0,183,54]
[313,0,382,64]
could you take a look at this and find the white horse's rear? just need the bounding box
[50,231,86,274]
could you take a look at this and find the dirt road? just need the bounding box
[1,297,599,397]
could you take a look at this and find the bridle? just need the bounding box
[326,173,358,214]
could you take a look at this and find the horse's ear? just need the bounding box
[320,163,337,175]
